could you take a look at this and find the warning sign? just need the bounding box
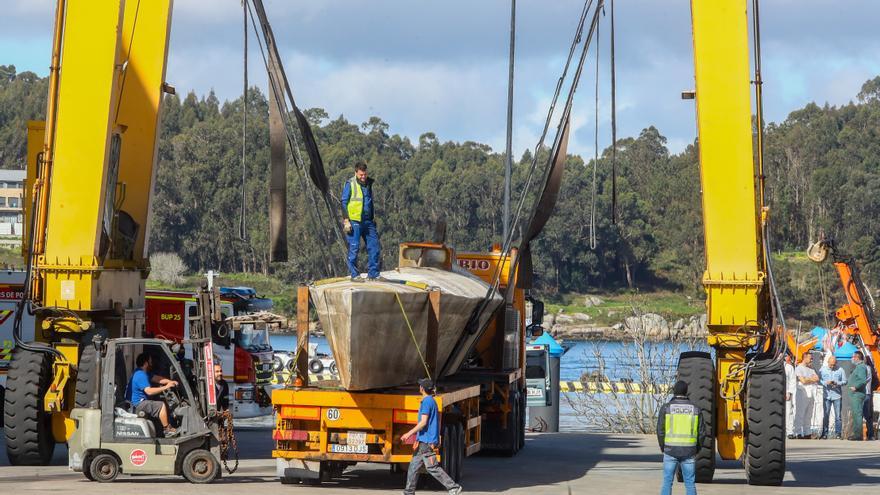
[130,449,147,466]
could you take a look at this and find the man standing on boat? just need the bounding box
[341,161,381,280]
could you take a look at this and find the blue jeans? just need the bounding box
[822,397,842,438]
[661,454,696,495]
[347,220,381,278]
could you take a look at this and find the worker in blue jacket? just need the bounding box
[341,161,381,280]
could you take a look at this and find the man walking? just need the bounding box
[401,378,462,495]
[784,354,797,439]
[847,351,868,440]
[657,380,702,495]
[795,353,820,438]
[341,161,381,280]
[819,356,846,439]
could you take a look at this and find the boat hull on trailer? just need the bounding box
[309,267,501,390]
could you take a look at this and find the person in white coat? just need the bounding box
[795,353,820,438]
[784,353,797,439]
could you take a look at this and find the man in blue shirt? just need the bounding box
[820,356,846,439]
[126,352,179,437]
[341,161,381,280]
[400,378,461,495]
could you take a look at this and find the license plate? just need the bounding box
[347,431,367,446]
[329,444,368,454]
[527,387,543,397]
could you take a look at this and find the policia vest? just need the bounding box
[347,177,367,222]
[659,398,700,459]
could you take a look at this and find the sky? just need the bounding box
[2,0,879,157]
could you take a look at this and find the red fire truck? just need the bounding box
[145,287,281,418]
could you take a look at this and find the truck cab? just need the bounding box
[145,289,277,418]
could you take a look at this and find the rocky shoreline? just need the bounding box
[272,311,709,342]
[546,311,708,341]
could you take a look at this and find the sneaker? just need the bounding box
[448,487,462,495]
[164,426,179,437]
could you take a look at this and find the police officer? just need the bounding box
[341,161,381,280]
[657,380,703,495]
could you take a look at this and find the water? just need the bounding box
[265,335,707,432]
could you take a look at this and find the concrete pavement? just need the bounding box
[0,427,878,493]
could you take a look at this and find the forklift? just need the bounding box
[67,287,236,483]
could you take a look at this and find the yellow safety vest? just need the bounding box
[664,404,699,447]
[347,177,364,222]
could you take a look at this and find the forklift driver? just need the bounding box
[126,352,180,437]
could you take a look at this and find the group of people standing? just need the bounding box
[785,350,876,440]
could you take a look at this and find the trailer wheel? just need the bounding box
[745,358,786,486]
[676,351,716,483]
[75,344,98,408]
[89,453,120,483]
[4,344,56,466]
[441,421,456,477]
[182,449,220,484]
[309,359,324,375]
[454,421,465,482]
[518,388,527,451]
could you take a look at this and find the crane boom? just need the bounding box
[684,0,786,486]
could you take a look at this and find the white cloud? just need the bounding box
[2,0,879,156]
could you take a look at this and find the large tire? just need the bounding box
[676,351,716,483]
[75,344,97,408]
[454,421,464,482]
[518,389,527,451]
[4,345,56,465]
[440,421,455,477]
[745,358,786,486]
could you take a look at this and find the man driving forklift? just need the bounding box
[126,352,180,437]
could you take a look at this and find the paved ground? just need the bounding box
[0,427,878,493]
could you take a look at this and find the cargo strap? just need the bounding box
[394,292,432,381]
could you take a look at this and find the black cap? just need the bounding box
[673,380,688,397]
[418,378,435,392]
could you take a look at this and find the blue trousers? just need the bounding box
[347,220,381,279]
[822,397,842,438]
[661,454,696,495]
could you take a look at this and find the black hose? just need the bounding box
[13,152,64,359]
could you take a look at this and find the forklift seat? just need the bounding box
[114,407,157,438]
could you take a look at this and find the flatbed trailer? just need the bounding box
[272,381,483,483]
[272,274,529,484]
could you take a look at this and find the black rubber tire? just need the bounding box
[309,359,324,375]
[89,453,120,483]
[329,362,338,375]
[82,453,95,481]
[441,421,455,476]
[517,390,526,452]
[676,351,716,483]
[745,358,786,486]
[4,344,56,466]
[454,421,464,482]
[280,476,302,484]
[181,449,220,484]
[75,344,97,408]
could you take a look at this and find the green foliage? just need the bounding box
[3,65,880,328]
